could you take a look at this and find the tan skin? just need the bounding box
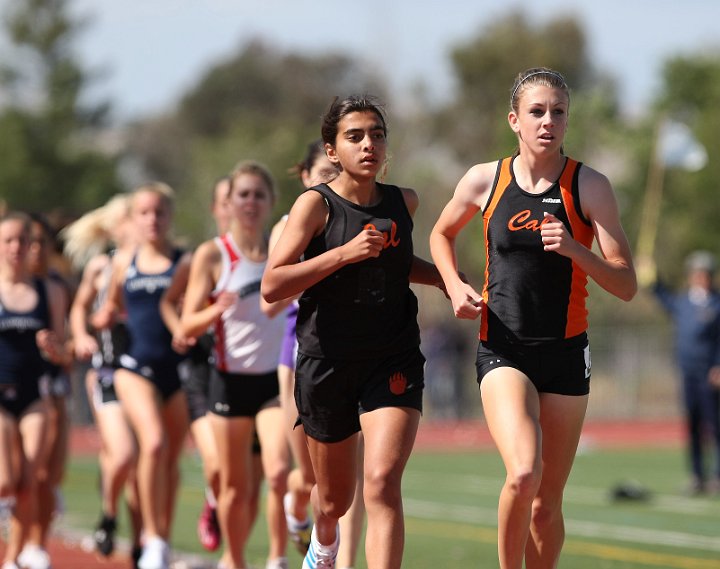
[0,218,67,567]
[262,110,443,569]
[430,84,636,569]
[93,190,190,545]
[180,172,290,569]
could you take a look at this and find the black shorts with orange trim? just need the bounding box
[475,333,590,396]
[295,347,425,443]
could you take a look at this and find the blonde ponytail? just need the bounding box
[61,194,131,269]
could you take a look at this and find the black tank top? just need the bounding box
[296,183,420,360]
[480,156,594,344]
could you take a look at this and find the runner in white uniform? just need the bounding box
[180,160,290,569]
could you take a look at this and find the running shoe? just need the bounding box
[197,499,221,551]
[266,557,289,569]
[284,492,312,554]
[137,536,169,569]
[302,527,338,569]
[93,513,117,557]
[17,545,51,569]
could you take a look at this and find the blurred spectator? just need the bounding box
[648,251,720,495]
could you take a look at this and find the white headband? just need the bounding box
[511,70,566,102]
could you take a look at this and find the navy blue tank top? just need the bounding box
[123,249,183,364]
[0,278,50,385]
[296,183,420,360]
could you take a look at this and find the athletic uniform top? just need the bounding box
[0,278,50,385]
[480,156,594,345]
[123,248,183,365]
[211,233,284,374]
[92,253,128,370]
[296,182,420,360]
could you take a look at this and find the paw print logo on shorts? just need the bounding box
[389,371,407,395]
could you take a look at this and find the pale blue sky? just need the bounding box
[67,0,720,121]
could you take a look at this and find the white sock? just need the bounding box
[205,486,217,509]
[284,492,310,527]
[311,525,339,550]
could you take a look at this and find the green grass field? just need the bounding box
[61,446,720,568]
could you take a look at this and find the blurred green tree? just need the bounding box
[441,11,607,163]
[127,39,388,243]
[0,0,120,215]
[648,55,720,283]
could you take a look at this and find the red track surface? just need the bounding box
[66,419,684,457]
[0,539,133,569]
[412,418,685,451]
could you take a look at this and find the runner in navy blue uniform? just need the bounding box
[19,213,74,569]
[93,183,190,569]
[65,194,143,563]
[0,212,70,569]
[262,95,445,569]
[430,67,637,569]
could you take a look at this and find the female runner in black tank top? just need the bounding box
[430,68,637,569]
[262,95,447,569]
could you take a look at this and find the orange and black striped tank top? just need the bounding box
[479,156,594,345]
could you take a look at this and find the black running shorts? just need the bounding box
[208,368,279,418]
[295,347,425,443]
[476,334,591,396]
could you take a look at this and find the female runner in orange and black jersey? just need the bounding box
[430,67,637,569]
